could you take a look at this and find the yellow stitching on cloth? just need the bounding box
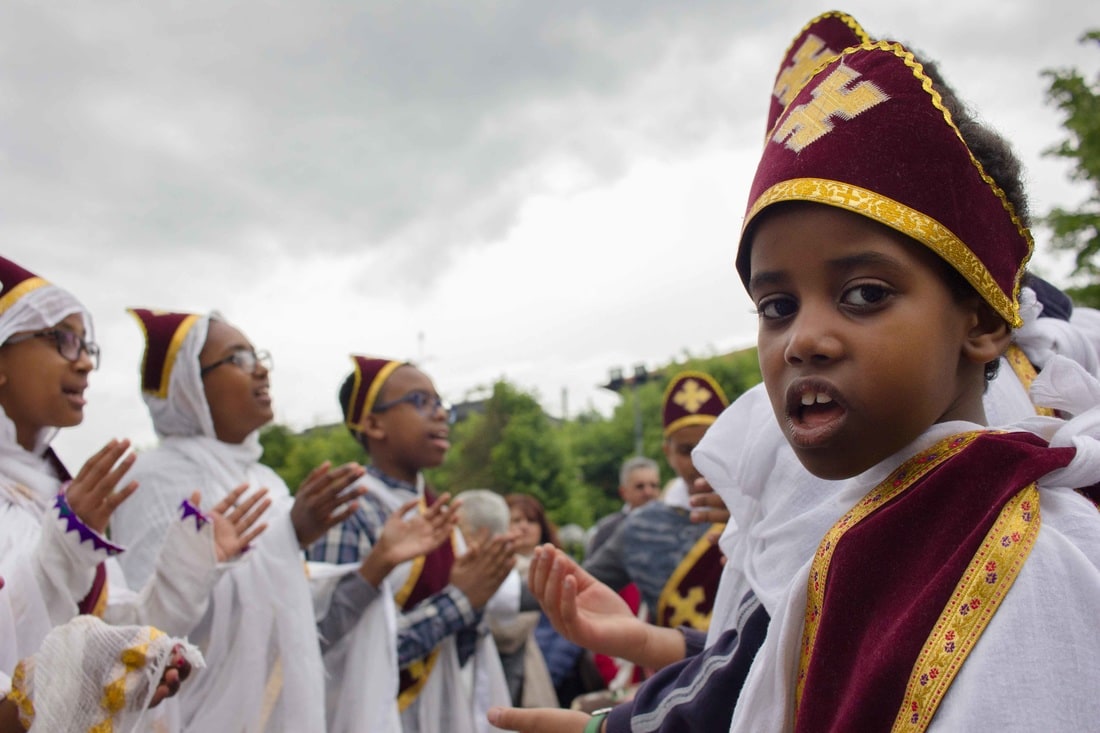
[9,660,35,729]
[1004,344,1055,416]
[795,431,982,707]
[890,484,1040,732]
[657,523,725,630]
[259,655,284,730]
[398,649,441,711]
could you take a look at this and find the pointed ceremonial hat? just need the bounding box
[128,308,203,399]
[738,41,1032,328]
[0,255,49,316]
[344,355,405,432]
[662,370,729,437]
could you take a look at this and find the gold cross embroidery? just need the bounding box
[665,586,709,629]
[773,35,832,109]
[674,378,712,413]
[773,65,889,153]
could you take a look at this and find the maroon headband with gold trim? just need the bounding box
[738,41,1031,328]
[345,355,405,433]
[0,256,50,316]
[767,10,870,135]
[127,308,202,399]
[662,371,729,438]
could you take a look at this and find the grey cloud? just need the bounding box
[1,1,771,297]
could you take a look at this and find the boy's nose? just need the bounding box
[783,308,843,366]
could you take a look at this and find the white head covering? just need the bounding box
[0,265,92,501]
[0,263,92,479]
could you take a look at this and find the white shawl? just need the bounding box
[109,312,326,732]
[701,359,1100,731]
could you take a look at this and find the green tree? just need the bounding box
[259,422,363,493]
[1042,30,1100,308]
[430,380,597,528]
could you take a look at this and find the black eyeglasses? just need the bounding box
[373,390,455,423]
[2,329,100,370]
[199,349,273,377]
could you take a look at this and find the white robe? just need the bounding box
[0,281,216,732]
[108,312,328,732]
[110,437,327,732]
[696,358,1100,731]
[355,471,512,733]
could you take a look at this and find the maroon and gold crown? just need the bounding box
[127,308,202,399]
[0,256,50,316]
[738,41,1031,328]
[767,10,870,135]
[345,355,405,433]
[662,371,730,437]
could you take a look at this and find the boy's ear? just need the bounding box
[961,300,1012,366]
[362,413,386,442]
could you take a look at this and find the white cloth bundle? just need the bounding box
[7,615,204,733]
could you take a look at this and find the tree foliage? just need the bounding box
[1042,30,1100,307]
[259,422,363,494]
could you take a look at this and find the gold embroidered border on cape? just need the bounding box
[398,650,441,712]
[795,431,982,706]
[393,494,457,709]
[891,484,1040,732]
[656,522,725,630]
[1004,344,1055,416]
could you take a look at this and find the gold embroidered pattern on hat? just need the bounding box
[773,65,888,153]
[746,178,1017,327]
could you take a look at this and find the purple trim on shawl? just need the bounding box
[179,499,210,531]
[54,491,124,556]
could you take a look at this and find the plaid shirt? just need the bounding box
[306,466,482,668]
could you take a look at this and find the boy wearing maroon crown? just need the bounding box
[489,34,1100,733]
[582,371,730,634]
[308,355,517,733]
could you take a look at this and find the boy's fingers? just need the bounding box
[237,522,268,548]
[238,498,272,531]
[94,452,137,498]
[106,481,140,510]
[213,484,249,515]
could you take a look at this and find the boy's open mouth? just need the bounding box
[429,430,451,450]
[785,383,846,447]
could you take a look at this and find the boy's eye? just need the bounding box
[757,296,797,320]
[841,283,891,307]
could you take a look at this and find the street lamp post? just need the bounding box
[602,364,653,456]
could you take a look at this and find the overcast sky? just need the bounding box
[3,1,1095,465]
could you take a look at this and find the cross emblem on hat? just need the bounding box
[674,379,712,414]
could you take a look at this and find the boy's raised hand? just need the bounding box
[359,494,460,586]
[688,477,730,524]
[64,439,140,535]
[190,484,271,562]
[290,462,367,548]
[449,527,515,609]
[486,706,593,733]
[528,544,648,661]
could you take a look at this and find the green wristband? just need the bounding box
[584,708,612,733]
